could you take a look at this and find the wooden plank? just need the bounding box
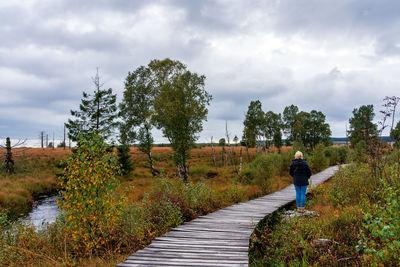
[119,260,247,267]
[148,243,249,251]
[133,251,247,259]
[173,226,252,233]
[138,247,249,256]
[126,256,248,264]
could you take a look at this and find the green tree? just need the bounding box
[243,100,265,148]
[66,70,118,141]
[233,135,239,146]
[119,66,157,176]
[390,121,400,146]
[153,62,212,183]
[284,108,331,150]
[263,111,283,151]
[308,110,331,149]
[282,104,299,145]
[219,138,226,146]
[348,105,378,147]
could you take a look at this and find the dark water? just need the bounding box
[25,195,60,230]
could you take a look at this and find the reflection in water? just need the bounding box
[26,195,60,230]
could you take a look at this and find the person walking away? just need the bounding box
[289,151,312,212]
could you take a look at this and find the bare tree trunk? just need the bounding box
[145,127,156,176]
[221,147,225,167]
[225,121,234,166]
[211,136,216,167]
[41,131,44,149]
[63,124,66,150]
[245,143,250,162]
[182,155,188,183]
[147,150,156,176]
[177,164,182,179]
[239,148,243,172]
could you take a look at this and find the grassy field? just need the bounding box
[0,146,293,220]
[0,144,348,266]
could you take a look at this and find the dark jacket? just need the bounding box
[289,159,312,186]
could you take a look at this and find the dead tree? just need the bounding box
[245,141,250,162]
[225,121,234,166]
[210,136,217,167]
[40,131,44,148]
[63,124,66,150]
[239,148,243,172]
[221,146,225,167]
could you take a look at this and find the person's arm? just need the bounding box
[306,163,312,178]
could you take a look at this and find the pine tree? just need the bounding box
[66,69,118,141]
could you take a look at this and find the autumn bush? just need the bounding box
[58,132,125,256]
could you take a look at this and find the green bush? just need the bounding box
[279,150,294,176]
[117,144,134,175]
[149,178,219,221]
[350,140,367,163]
[309,143,329,172]
[358,171,400,264]
[189,164,209,177]
[325,146,349,165]
[238,155,281,193]
[329,163,373,207]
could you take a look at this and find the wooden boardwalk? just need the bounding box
[118,165,341,267]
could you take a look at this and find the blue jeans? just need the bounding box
[294,185,308,207]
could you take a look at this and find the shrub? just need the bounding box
[309,143,329,172]
[350,140,367,163]
[149,178,219,221]
[189,164,209,177]
[117,144,134,175]
[279,150,294,176]
[238,155,281,193]
[325,146,349,165]
[329,163,373,207]
[358,171,400,264]
[58,132,125,256]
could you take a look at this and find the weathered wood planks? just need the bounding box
[117,165,341,267]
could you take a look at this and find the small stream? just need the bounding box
[25,195,60,230]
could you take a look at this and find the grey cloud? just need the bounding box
[272,0,400,56]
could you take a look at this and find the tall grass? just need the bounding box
[250,147,400,266]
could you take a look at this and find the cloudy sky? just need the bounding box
[1,0,400,145]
